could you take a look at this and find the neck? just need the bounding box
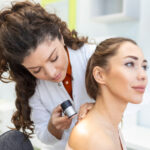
[92,91,127,130]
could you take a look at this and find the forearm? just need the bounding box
[48,123,63,139]
[35,125,61,145]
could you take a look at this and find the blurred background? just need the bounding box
[0,0,150,149]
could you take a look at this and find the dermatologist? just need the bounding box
[0,1,95,149]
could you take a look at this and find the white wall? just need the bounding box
[0,82,16,101]
[136,0,150,128]
[76,0,138,41]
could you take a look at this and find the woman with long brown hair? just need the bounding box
[0,1,95,149]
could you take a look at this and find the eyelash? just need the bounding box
[125,62,134,67]
[142,65,149,71]
[32,55,58,74]
[125,62,149,71]
[51,56,58,62]
[33,68,41,74]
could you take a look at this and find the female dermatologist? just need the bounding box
[0,1,95,150]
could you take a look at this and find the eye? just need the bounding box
[125,62,134,67]
[33,68,41,74]
[51,56,58,62]
[142,64,149,71]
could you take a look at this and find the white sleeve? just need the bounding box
[29,88,61,145]
[83,44,97,63]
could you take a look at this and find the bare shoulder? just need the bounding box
[68,120,116,150]
[68,120,90,150]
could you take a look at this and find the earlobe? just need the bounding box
[93,66,106,85]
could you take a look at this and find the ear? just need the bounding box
[93,66,106,85]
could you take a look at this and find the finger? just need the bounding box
[56,118,72,130]
[78,108,86,120]
[78,109,89,120]
[57,123,71,130]
[78,103,94,121]
[70,113,78,119]
[77,114,84,121]
[53,105,63,113]
[65,122,72,129]
[55,115,70,124]
[52,105,63,117]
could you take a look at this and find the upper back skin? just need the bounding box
[67,113,119,150]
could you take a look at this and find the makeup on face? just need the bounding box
[22,38,68,81]
[103,42,148,104]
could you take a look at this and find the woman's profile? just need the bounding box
[66,37,148,150]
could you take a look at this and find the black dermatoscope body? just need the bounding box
[61,100,77,118]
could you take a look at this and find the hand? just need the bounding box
[48,105,72,139]
[77,102,95,122]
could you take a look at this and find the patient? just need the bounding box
[66,37,148,150]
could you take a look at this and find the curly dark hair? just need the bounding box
[0,0,88,137]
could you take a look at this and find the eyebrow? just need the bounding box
[27,49,56,69]
[124,55,147,63]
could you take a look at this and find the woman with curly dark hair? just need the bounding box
[0,1,96,149]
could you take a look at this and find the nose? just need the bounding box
[44,63,57,79]
[137,67,147,81]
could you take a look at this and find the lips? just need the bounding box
[53,73,61,81]
[132,86,146,93]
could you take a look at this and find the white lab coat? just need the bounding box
[29,44,96,150]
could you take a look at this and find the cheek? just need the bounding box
[29,71,48,80]
[106,70,133,99]
[108,70,144,104]
[109,70,131,90]
[59,51,68,68]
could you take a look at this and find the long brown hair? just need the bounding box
[85,37,137,100]
[0,1,88,137]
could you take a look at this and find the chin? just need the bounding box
[55,78,64,83]
[132,100,142,104]
[130,97,143,104]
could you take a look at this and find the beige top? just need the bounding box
[65,130,127,150]
[119,129,127,150]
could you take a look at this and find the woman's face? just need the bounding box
[104,42,148,104]
[22,37,68,82]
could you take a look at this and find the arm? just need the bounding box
[29,90,72,145]
[48,105,72,139]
